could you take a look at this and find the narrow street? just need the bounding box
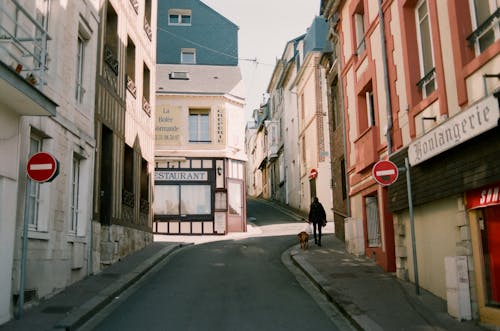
[80,199,349,331]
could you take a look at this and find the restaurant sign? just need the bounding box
[155,171,208,181]
[409,95,499,166]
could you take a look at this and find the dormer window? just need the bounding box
[168,9,192,26]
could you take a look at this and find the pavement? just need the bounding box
[0,200,489,331]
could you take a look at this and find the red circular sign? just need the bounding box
[27,152,59,182]
[372,160,399,186]
[309,168,318,179]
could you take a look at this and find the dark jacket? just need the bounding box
[309,200,326,224]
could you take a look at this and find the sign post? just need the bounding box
[372,158,420,295]
[19,152,59,319]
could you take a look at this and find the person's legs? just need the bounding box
[313,222,317,243]
[317,223,322,246]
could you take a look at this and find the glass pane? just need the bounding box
[181,185,211,214]
[479,29,496,52]
[154,185,179,215]
[181,15,191,24]
[169,15,178,24]
[474,0,491,24]
[228,182,242,216]
[181,51,195,64]
[189,115,198,141]
[199,114,209,141]
[417,1,427,20]
[420,16,433,74]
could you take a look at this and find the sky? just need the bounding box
[200,0,321,120]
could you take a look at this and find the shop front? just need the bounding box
[468,182,500,325]
[154,157,246,235]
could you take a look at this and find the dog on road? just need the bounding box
[297,231,309,250]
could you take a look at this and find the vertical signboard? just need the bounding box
[155,105,182,145]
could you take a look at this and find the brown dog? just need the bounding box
[298,231,309,250]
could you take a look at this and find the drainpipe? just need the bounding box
[378,0,393,155]
[329,27,350,218]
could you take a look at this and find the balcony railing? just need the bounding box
[103,44,118,75]
[0,0,51,88]
[142,96,151,116]
[129,0,139,14]
[144,19,152,41]
[126,75,136,97]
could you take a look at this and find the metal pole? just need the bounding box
[405,157,420,295]
[18,178,30,319]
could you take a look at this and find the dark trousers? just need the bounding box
[312,222,322,244]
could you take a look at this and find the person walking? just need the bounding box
[308,197,326,246]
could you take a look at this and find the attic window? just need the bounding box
[169,9,192,25]
[169,72,189,80]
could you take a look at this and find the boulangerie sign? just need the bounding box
[466,182,500,209]
[409,95,499,166]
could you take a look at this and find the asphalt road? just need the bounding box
[81,200,347,331]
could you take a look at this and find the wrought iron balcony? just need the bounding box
[129,0,139,14]
[142,96,151,116]
[126,75,136,97]
[103,44,118,75]
[0,0,51,88]
[144,19,152,41]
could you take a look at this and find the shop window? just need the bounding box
[365,195,381,247]
[228,182,242,216]
[481,206,500,305]
[70,154,81,234]
[468,0,499,55]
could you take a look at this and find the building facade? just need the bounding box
[0,0,97,322]
[92,0,156,269]
[154,0,246,235]
[323,0,500,326]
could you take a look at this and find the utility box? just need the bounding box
[445,256,472,320]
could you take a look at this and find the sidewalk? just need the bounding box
[0,242,183,331]
[268,200,487,331]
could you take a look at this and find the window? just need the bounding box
[181,48,196,64]
[25,136,42,229]
[354,12,366,54]
[75,35,85,103]
[189,110,210,143]
[415,0,436,97]
[154,185,211,215]
[331,77,341,130]
[365,195,381,247]
[126,37,136,97]
[168,9,192,25]
[357,84,375,133]
[468,0,499,54]
[70,155,81,233]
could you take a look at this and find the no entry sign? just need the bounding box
[27,152,59,182]
[309,168,318,179]
[372,160,399,186]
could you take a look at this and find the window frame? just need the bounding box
[26,135,42,230]
[468,0,500,55]
[181,48,196,64]
[189,109,211,143]
[168,9,192,26]
[75,34,85,103]
[415,0,436,98]
[70,155,81,234]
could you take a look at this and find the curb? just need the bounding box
[53,244,183,330]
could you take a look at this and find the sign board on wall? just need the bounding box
[466,182,500,209]
[155,105,182,145]
[155,171,207,181]
[409,95,499,166]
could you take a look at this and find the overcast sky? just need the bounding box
[200,0,321,120]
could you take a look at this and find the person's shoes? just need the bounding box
[317,242,322,247]
[314,238,317,244]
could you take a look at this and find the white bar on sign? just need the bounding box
[30,164,52,170]
[376,169,395,176]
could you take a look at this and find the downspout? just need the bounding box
[378,0,393,155]
[329,27,350,218]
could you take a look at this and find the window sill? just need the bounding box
[28,230,49,241]
[66,235,87,243]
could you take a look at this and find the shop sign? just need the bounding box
[409,95,499,166]
[466,182,500,209]
[155,170,207,181]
